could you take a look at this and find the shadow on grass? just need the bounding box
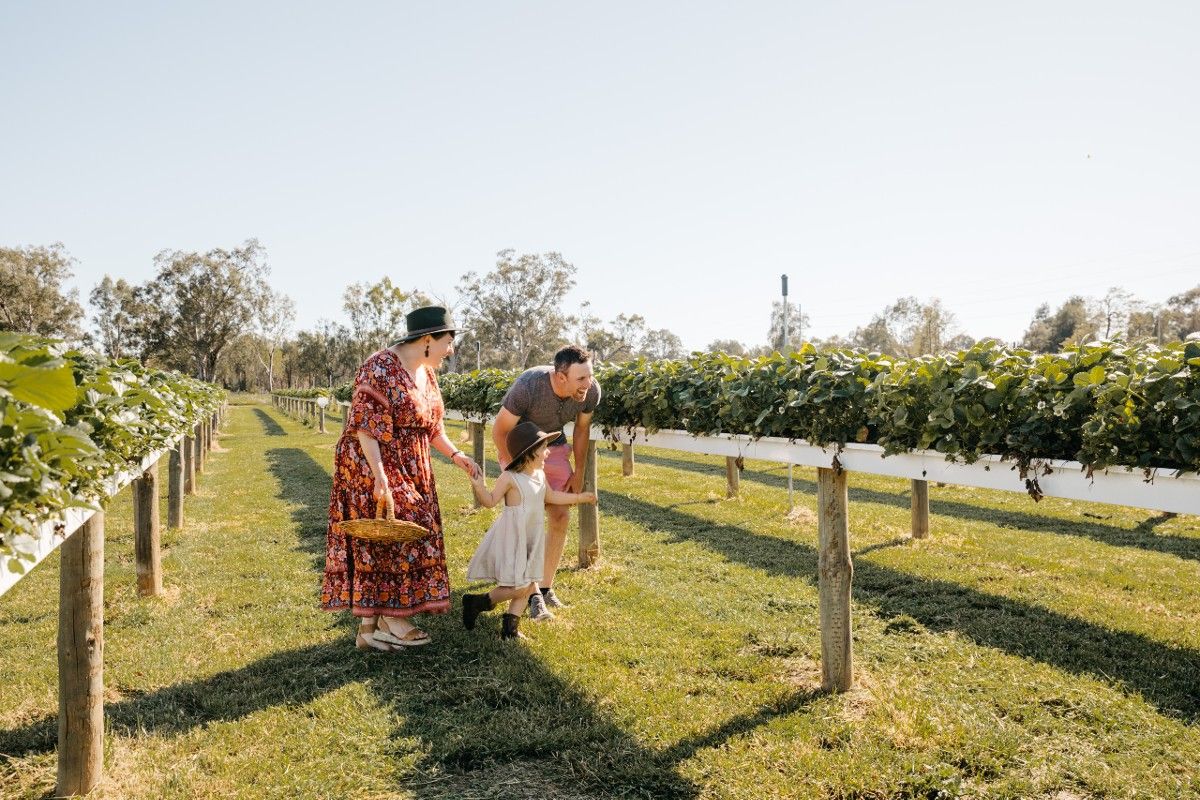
[4,443,827,798]
[265,447,331,572]
[599,488,1200,723]
[607,449,1200,563]
[252,408,288,436]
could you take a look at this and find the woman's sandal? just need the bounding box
[373,620,432,647]
[356,631,399,652]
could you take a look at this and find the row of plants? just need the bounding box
[425,340,1200,477]
[1,334,225,571]
[272,387,333,400]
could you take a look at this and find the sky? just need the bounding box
[3,2,1199,351]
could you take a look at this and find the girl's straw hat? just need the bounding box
[507,421,559,464]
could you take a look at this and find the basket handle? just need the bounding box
[375,497,396,521]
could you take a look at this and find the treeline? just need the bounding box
[3,242,1199,390]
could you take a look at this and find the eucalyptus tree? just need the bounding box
[0,243,84,339]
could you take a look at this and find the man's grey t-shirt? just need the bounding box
[502,366,601,446]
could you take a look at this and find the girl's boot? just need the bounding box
[462,593,494,630]
[500,612,526,640]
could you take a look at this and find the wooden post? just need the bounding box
[622,444,635,476]
[725,456,740,498]
[183,432,195,495]
[342,402,351,432]
[468,422,486,507]
[168,443,184,529]
[207,413,216,446]
[56,512,105,797]
[911,479,930,539]
[196,422,206,474]
[817,466,853,693]
[133,459,162,596]
[318,405,326,433]
[578,441,600,567]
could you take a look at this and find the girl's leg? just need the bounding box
[506,583,537,615]
[465,586,521,630]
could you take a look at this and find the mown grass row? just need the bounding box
[1,397,1197,798]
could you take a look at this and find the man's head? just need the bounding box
[551,345,593,401]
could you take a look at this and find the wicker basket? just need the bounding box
[334,499,430,544]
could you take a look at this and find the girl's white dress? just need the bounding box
[466,469,546,587]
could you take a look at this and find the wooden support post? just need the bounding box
[207,413,216,446]
[318,405,326,433]
[725,456,740,498]
[56,511,105,797]
[470,422,486,508]
[578,441,600,567]
[622,444,635,476]
[817,466,854,693]
[911,479,930,539]
[133,459,162,596]
[168,443,184,529]
[196,423,206,474]
[342,402,351,432]
[183,433,195,495]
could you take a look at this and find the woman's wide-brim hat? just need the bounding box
[390,306,466,345]
[507,421,559,465]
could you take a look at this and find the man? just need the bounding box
[492,345,600,621]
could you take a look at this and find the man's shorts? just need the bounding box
[544,443,573,491]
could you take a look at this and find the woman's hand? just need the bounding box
[451,451,481,479]
[372,471,394,516]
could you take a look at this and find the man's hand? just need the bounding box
[568,470,585,494]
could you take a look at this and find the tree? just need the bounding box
[213,333,268,391]
[849,297,965,356]
[573,302,647,362]
[89,275,144,359]
[0,243,85,339]
[706,338,747,356]
[639,328,687,361]
[1165,285,1200,340]
[139,239,271,380]
[295,320,355,387]
[1020,296,1097,352]
[251,287,295,392]
[458,250,577,369]
[767,301,810,352]
[343,278,430,365]
[1094,286,1137,339]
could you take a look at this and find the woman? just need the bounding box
[320,305,479,650]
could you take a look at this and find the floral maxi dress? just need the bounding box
[320,350,451,618]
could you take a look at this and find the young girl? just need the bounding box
[463,421,597,640]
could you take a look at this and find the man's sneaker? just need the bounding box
[542,588,569,609]
[528,591,555,621]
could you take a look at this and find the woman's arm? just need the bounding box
[545,488,597,506]
[356,431,392,509]
[470,471,513,509]
[432,425,480,478]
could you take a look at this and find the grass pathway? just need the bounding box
[2,399,1199,798]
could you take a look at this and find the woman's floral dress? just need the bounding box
[320,350,451,618]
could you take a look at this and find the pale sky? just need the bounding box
[3,2,1198,351]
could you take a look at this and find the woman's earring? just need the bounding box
[424,344,430,357]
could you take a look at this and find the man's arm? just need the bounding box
[568,410,593,493]
[492,407,520,467]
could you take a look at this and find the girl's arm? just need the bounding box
[546,488,598,506]
[471,471,514,509]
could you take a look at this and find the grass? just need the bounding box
[2,397,1199,798]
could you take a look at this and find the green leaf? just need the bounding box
[0,362,77,412]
